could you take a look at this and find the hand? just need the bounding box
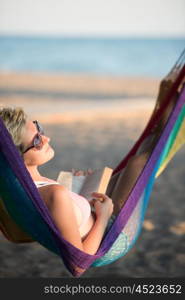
[158,64,182,99]
[165,66,181,83]
[90,192,114,220]
[71,168,94,176]
[157,77,176,106]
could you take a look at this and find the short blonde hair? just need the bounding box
[0,107,27,153]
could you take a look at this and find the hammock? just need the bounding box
[0,53,185,277]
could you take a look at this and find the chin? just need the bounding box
[38,146,55,165]
[49,147,55,158]
[47,146,55,159]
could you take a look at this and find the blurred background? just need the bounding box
[0,0,185,278]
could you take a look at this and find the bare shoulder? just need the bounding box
[37,184,69,208]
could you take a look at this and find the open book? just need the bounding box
[57,167,113,200]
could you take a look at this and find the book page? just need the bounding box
[79,167,113,200]
[72,175,86,194]
[57,171,86,193]
[57,167,113,200]
[57,171,73,190]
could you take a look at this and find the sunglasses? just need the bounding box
[22,120,45,154]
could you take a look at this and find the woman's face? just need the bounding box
[21,119,55,166]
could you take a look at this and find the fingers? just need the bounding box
[72,168,94,176]
[90,198,103,206]
[87,168,93,175]
[90,193,114,217]
[92,192,107,196]
[91,192,110,202]
[93,197,104,202]
[71,169,85,176]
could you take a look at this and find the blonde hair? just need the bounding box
[0,107,27,153]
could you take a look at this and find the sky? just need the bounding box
[0,0,185,37]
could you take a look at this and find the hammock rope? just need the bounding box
[0,54,185,277]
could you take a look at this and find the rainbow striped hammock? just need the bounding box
[0,53,185,277]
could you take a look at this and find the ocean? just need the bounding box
[0,35,184,77]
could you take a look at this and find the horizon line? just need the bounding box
[0,32,185,40]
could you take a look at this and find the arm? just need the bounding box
[46,185,113,255]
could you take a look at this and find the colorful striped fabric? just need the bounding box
[156,104,185,177]
[0,63,184,277]
[92,82,185,267]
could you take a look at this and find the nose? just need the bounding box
[42,135,50,144]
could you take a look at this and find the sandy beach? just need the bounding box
[0,72,184,278]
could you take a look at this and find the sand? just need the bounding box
[0,72,184,278]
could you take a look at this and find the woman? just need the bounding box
[0,73,180,256]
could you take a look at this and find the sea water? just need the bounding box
[0,35,184,77]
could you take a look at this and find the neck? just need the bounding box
[26,165,42,181]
